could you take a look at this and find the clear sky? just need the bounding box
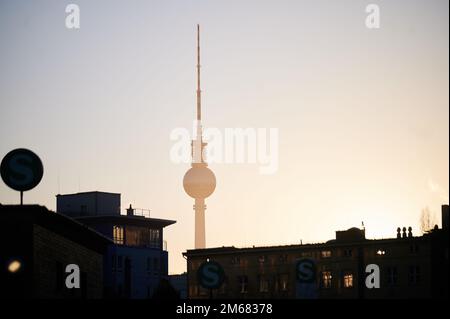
[0,0,448,274]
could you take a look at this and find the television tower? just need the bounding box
[183,25,216,249]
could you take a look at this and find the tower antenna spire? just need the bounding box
[196,24,201,121]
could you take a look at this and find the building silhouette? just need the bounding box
[183,205,449,299]
[169,273,188,299]
[0,204,111,299]
[56,191,175,298]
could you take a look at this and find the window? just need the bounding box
[113,226,124,245]
[343,273,353,288]
[410,244,419,254]
[189,285,199,297]
[258,256,266,264]
[218,281,227,294]
[199,286,209,296]
[112,255,117,272]
[301,251,312,257]
[321,271,332,288]
[149,229,160,248]
[146,257,152,273]
[153,258,159,273]
[321,250,332,258]
[343,249,352,257]
[124,227,160,248]
[279,274,289,292]
[408,266,420,285]
[117,256,123,272]
[258,275,269,293]
[387,266,398,286]
[238,276,248,293]
[231,256,240,265]
[279,254,288,263]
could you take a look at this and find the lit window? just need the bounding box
[113,226,124,245]
[259,276,269,293]
[343,273,353,288]
[279,274,289,291]
[321,250,332,258]
[239,276,248,293]
[321,271,332,288]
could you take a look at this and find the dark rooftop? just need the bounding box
[56,191,121,197]
[74,214,176,229]
[0,204,112,253]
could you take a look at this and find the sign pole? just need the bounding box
[20,191,23,205]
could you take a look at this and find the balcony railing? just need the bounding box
[124,207,151,218]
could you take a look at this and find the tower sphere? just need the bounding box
[183,166,216,199]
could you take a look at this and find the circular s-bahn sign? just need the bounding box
[197,261,225,289]
[296,258,316,283]
[1,148,44,192]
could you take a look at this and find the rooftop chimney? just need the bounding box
[127,204,134,216]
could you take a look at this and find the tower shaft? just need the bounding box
[194,198,206,249]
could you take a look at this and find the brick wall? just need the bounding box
[33,224,104,298]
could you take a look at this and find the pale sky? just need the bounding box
[0,0,448,274]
